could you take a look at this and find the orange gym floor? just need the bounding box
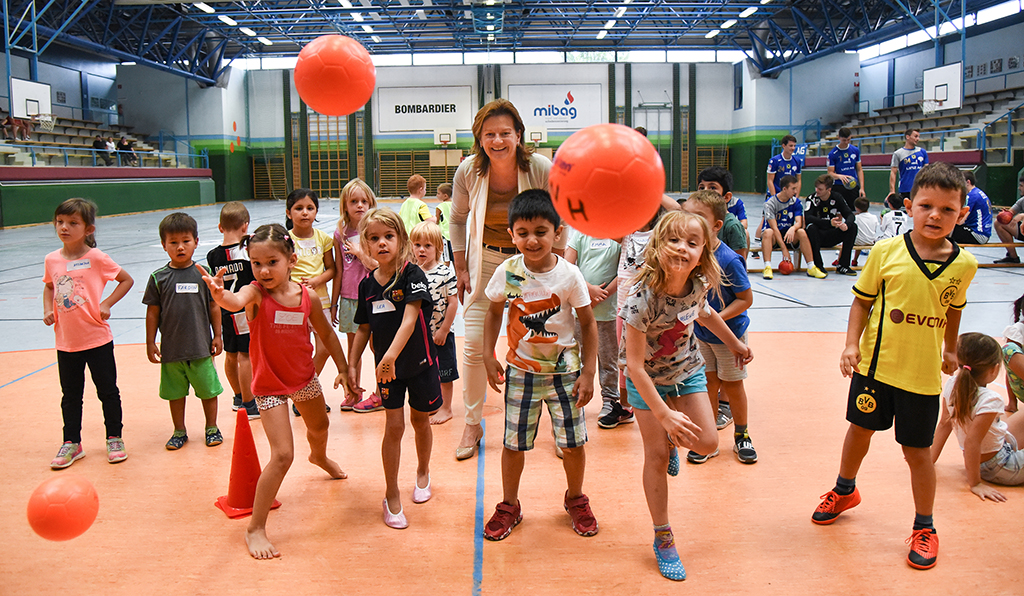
[1,332,1021,596]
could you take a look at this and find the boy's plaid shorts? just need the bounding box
[503,366,587,452]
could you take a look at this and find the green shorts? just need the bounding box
[160,357,223,400]
[336,297,360,334]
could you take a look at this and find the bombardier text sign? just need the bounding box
[378,86,473,132]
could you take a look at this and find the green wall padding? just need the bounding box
[0,178,214,227]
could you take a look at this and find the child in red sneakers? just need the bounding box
[481,189,600,541]
[622,211,753,581]
[812,162,978,570]
[43,198,134,469]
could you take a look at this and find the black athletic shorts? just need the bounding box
[846,372,939,448]
[379,362,442,413]
[436,332,460,383]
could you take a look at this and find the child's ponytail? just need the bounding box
[1012,292,1024,324]
[950,332,1002,426]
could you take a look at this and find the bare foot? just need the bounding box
[245,527,280,560]
[457,423,483,449]
[309,454,348,479]
[430,408,453,425]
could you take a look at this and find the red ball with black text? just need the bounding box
[549,124,665,239]
[294,35,376,116]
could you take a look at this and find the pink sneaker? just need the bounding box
[353,392,384,413]
[51,442,84,469]
[339,394,360,411]
[106,437,127,463]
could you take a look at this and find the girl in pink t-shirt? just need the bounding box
[331,178,379,411]
[200,223,354,561]
[42,198,134,469]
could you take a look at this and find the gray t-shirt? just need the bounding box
[143,263,215,362]
[618,277,708,386]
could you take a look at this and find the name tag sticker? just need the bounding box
[67,259,91,271]
[372,299,396,314]
[522,289,549,303]
[677,306,699,325]
[274,311,304,325]
[232,311,250,334]
[176,283,199,293]
[589,239,612,249]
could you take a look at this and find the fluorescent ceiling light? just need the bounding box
[239,27,256,36]
[597,30,608,39]
[487,34,495,40]
[257,36,273,45]
[760,0,771,4]
[352,12,364,22]
[614,7,627,18]
[485,0,496,5]
[416,9,426,19]
[194,2,215,14]
[605,20,616,29]
[361,24,374,32]
[372,35,381,43]
[722,19,737,28]
[486,13,495,19]
[486,24,494,31]
[218,15,237,26]
[338,0,352,7]
[739,7,757,17]
[705,29,720,38]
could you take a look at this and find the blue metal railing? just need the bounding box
[9,142,208,168]
[978,98,1024,163]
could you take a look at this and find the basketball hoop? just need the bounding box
[920,99,943,115]
[34,114,55,132]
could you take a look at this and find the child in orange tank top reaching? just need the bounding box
[200,223,354,560]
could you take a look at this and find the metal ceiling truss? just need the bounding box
[1,0,1016,83]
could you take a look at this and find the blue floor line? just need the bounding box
[753,281,810,306]
[472,420,486,596]
[0,361,56,390]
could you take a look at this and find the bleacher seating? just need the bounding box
[0,114,171,167]
[809,85,1024,159]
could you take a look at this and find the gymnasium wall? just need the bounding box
[117,64,252,204]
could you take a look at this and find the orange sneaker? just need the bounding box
[811,487,861,525]
[906,528,938,570]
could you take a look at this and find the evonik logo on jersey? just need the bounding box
[534,91,577,120]
[888,309,947,328]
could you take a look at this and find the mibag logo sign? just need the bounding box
[534,91,578,120]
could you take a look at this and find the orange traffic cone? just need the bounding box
[215,407,282,518]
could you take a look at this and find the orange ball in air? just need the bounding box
[294,35,376,116]
[549,124,665,239]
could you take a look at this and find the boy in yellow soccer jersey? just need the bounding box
[811,162,977,571]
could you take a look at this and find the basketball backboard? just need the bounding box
[10,78,52,119]
[922,63,962,111]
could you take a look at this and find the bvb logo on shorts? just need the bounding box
[938,285,957,308]
[856,391,876,413]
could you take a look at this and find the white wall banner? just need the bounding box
[377,86,474,132]
[507,83,603,130]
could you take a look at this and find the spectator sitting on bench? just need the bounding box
[949,170,992,246]
[852,197,880,268]
[116,137,138,166]
[2,114,32,141]
[879,192,914,241]
[93,135,113,166]
[804,174,858,276]
[993,175,1024,264]
[760,175,818,279]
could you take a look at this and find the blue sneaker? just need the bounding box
[653,539,686,581]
